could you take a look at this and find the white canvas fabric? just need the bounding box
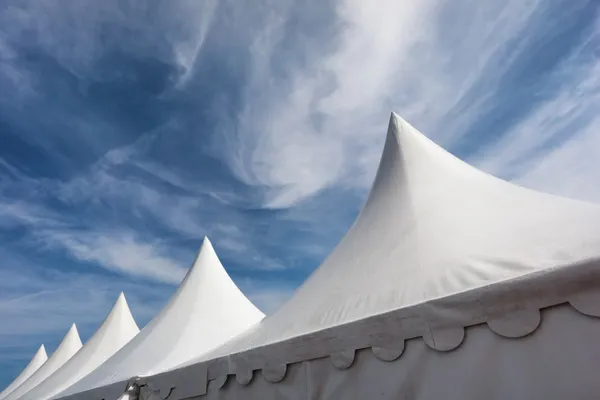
[5,324,82,400]
[198,303,600,400]
[56,113,600,400]
[20,293,140,400]
[56,237,264,399]
[0,345,47,400]
[187,112,600,362]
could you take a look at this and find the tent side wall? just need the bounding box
[56,262,600,400]
[181,303,600,400]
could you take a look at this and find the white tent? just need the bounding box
[0,345,47,400]
[19,292,140,400]
[5,324,82,400]
[58,113,600,400]
[56,237,265,400]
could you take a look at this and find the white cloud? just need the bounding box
[469,24,600,202]
[0,200,61,228]
[0,152,195,285]
[170,0,219,83]
[55,145,286,270]
[0,254,172,360]
[0,131,285,284]
[516,119,600,203]
[0,0,218,80]
[35,229,189,284]
[219,0,557,208]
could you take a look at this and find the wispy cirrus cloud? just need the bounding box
[471,30,600,202]
[218,0,599,208]
[0,259,164,339]
[0,0,219,79]
[1,0,597,306]
[34,230,189,284]
[0,258,172,392]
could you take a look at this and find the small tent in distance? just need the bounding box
[56,237,264,400]
[0,345,47,400]
[4,324,82,400]
[20,292,140,400]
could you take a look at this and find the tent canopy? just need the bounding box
[56,237,264,399]
[21,292,140,400]
[5,324,82,400]
[187,113,600,363]
[0,345,47,400]
[57,113,600,400]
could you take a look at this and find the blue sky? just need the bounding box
[0,0,599,388]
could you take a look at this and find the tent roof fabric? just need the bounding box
[5,324,82,400]
[187,112,600,362]
[57,113,600,400]
[21,293,140,400]
[0,345,48,400]
[56,237,264,399]
[117,113,600,400]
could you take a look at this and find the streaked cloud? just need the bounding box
[218,0,600,208]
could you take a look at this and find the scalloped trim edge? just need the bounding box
[130,289,600,400]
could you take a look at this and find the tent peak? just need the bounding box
[2,324,82,400]
[200,236,213,251]
[56,230,264,397]
[0,344,49,400]
[58,324,82,354]
[106,291,139,331]
[193,111,600,364]
[19,292,140,400]
[114,291,129,309]
[188,236,219,273]
[36,344,47,356]
[388,112,412,133]
[67,323,79,337]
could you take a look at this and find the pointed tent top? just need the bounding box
[109,292,138,329]
[168,236,216,291]
[192,236,216,268]
[55,324,82,357]
[0,345,48,400]
[3,325,82,400]
[67,323,78,337]
[20,293,140,400]
[102,292,139,337]
[194,234,214,263]
[37,344,47,357]
[168,235,226,298]
[57,236,265,397]
[197,112,600,360]
[29,344,47,365]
